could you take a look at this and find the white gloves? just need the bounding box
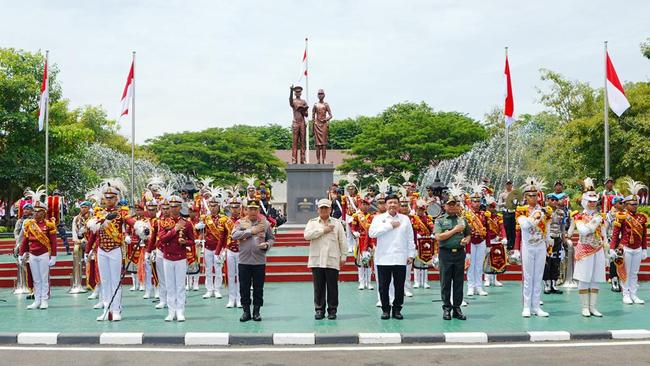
[416,234,423,240]
[124,235,132,245]
[195,222,206,230]
[465,253,471,261]
[83,253,88,263]
[591,215,603,226]
[48,256,57,267]
[510,250,521,261]
[144,252,151,261]
[609,249,618,260]
[352,231,360,239]
[433,255,439,269]
[501,238,508,246]
[559,248,566,261]
[150,250,157,262]
[18,254,25,265]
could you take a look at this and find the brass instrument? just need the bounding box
[13,244,31,295]
[68,238,88,294]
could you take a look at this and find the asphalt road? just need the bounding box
[1,340,648,366]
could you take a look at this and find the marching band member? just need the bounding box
[199,188,227,299]
[571,178,607,317]
[465,184,489,297]
[141,200,159,299]
[19,189,57,310]
[610,178,648,305]
[341,180,362,254]
[13,202,34,296]
[605,195,625,292]
[222,196,243,308]
[69,201,92,294]
[158,194,195,321]
[350,197,375,290]
[484,196,507,287]
[146,196,172,309]
[412,199,435,289]
[85,180,134,321]
[398,194,415,297]
[127,203,147,292]
[514,177,552,318]
[543,193,566,295]
[601,177,619,214]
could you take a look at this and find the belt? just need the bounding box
[441,247,464,253]
[503,210,515,214]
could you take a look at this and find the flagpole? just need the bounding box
[505,46,510,181]
[44,50,50,198]
[603,41,610,178]
[304,37,310,164]
[130,51,136,207]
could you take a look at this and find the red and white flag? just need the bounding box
[37,57,49,131]
[298,39,308,82]
[605,52,630,117]
[120,60,134,118]
[504,54,515,128]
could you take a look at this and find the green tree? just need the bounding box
[327,117,364,149]
[641,38,650,60]
[338,102,487,187]
[537,69,598,124]
[226,124,291,150]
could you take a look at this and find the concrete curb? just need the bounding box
[3,329,648,346]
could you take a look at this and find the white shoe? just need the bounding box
[522,308,531,317]
[143,293,150,299]
[623,295,634,304]
[494,280,503,287]
[112,312,121,321]
[461,300,468,307]
[88,292,98,300]
[375,300,382,307]
[165,311,175,322]
[26,301,41,310]
[367,284,374,290]
[358,283,365,290]
[93,302,103,309]
[139,286,145,291]
[413,282,420,289]
[176,310,185,322]
[581,308,591,317]
[467,289,475,297]
[236,300,242,308]
[226,301,235,308]
[154,290,160,299]
[214,291,223,299]
[405,290,413,297]
[192,285,200,291]
[477,289,488,296]
[185,285,189,291]
[484,280,491,288]
[540,300,544,305]
[347,249,353,254]
[534,309,550,317]
[96,312,108,321]
[424,283,431,289]
[155,302,167,309]
[632,296,645,304]
[39,301,49,309]
[129,285,136,291]
[202,291,214,299]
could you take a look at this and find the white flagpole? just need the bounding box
[130,51,136,207]
[305,37,310,164]
[505,46,510,181]
[603,41,610,178]
[44,50,50,198]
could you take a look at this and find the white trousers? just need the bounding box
[144,255,153,294]
[155,249,167,304]
[468,241,487,291]
[522,243,546,311]
[98,248,122,313]
[405,263,413,291]
[163,258,187,313]
[29,253,50,302]
[226,250,241,302]
[204,249,223,292]
[414,268,428,286]
[345,222,356,252]
[623,247,643,298]
[358,266,372,286]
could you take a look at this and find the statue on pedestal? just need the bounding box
[311,89,333,164]
[289,85,309,164]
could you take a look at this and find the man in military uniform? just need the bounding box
[610,191,648,304]
[434,192,471,320]
[543,193,565,295]
[605,195,625,292]
[497,180,517,250]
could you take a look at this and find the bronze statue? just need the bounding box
[312,89,333,164]
[289,85,309,164]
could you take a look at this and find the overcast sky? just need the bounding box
[2,0,649,143]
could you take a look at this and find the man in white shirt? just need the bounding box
[369,194,416,320]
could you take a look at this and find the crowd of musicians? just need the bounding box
[11,173,649,322]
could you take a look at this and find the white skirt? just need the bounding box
[573,248,607,283]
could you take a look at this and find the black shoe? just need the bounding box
[381,312,390,320]
[550,287,563,294]
[315,310,325,320]
[252,306,262,321]
[391,311,403,320]
[327,313,337,320]
[544,289,551,295]
[239,307,251,322]
[452,308,466,320]
[443,308,452,320]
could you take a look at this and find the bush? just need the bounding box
[637,206,650,228]
[0,226,8,233]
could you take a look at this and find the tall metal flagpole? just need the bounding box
[505,46,510,181]
[603,41,610,178]
[130,51,136,207]
[44,50,50,197]
[304,37,310,164]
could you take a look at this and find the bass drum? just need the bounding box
[426,202,443,219]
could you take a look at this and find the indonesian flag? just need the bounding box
[37,58,49,131]
[120,60,134,118]
[605,52,630,117]
[298,39,308,82]
[504,55,515,128]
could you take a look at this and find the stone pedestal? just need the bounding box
[285,164,334,225]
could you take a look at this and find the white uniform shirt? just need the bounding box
[368,212,416,266]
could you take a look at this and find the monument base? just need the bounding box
[285,163,335,225]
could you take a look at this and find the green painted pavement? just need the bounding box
[0,282,648,334]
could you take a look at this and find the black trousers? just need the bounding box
[238,264,266,307]
[543,237,562,281]
[312,267,339,314]
[439,248,465,311]
[377,265,406,313]
[503,213,516,250]
[610,261,618,279]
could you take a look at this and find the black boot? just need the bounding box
[252,306,262,321]
[239,306,251,322]
[443,308,452,320]
[452,307,466,320]
[314,310,325,320]
[391,307,403,320]
[381,306,390,320]
[550,281,563,294]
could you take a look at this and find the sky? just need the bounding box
[2,0,649,143]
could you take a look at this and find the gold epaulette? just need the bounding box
[570,210,580,218]
[496,212,504,218]
[484,211,492,218]
[45,219,57,229]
